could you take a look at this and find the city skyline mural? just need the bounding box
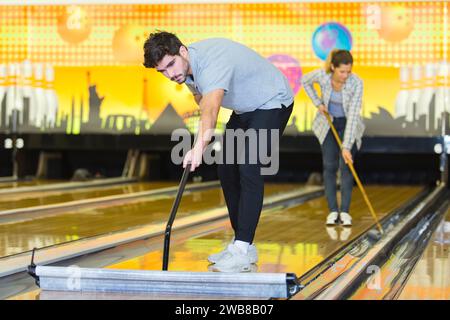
[0,1,448,136]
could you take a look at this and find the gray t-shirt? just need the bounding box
[328,89,345,118]
[185,38,294,114]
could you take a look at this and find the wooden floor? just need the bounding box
[0,183,298,258]
[398,207,450,300]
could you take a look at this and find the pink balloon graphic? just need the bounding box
[268,54,302,95]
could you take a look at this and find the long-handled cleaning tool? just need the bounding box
[162,163,191,270]
[324,112,384,237]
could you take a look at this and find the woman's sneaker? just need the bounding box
[340,212,352,226]
[326,211,339,225]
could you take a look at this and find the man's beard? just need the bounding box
[173,68,187,84]
[173,75,186,84]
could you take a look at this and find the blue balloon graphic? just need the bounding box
[312,22,353,61]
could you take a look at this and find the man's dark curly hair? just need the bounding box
[143,31,185,68]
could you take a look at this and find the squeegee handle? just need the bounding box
[162,163,191,270]
[324,112,383,234]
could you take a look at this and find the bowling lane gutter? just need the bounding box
[354,198,449,300]
[0,181,221,224]
[0,186,324,278]
[0,177,138,196]
[290,184,447,300]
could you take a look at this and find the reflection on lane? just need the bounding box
[0,182,174,211]
[105,186,422,279]
[0,183,299,258]
[7,185,422,300]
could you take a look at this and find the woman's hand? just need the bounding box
[342,149,353,164]
[318,104,328,115]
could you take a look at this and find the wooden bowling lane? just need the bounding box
[98,185,421,279]
[5,185,421,300]
[0,181,174,211]
[0,183,299,258]
[0,179,64,190]
[18,185,419,300]
[397,206,450,300]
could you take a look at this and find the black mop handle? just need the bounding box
[162,163,191,270]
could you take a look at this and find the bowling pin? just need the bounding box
[405,64,422,122]
[395,65,409,119]
[44,64,58,128]
[22,60,38,126]
[0,64,6,125]
[33,63,47,128]
[14,62,24,126]
[435,61,449,129]
[446,61,450,116]
[417,63,436,131]
[5,63,17,127]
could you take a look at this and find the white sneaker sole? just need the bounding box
[208,264,257,273]
[208,249,258,264]
[341,220,352,227]
[208,253,225,264]
[342,222,352,227]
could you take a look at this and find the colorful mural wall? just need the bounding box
[0,1,448,136]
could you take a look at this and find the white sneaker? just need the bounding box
[340,212,352,226]
[208,247,229,264]
[326,211,339,225]
[208,242,258,264]
[210,244,253,273]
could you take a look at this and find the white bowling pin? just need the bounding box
[14,62,24,125]
[22,60,38,126]
[33,63,47,128]
[5,63,17,127]
[445,61,450,116]
[44,64,58,128]
[0,64,6,125]
[405,64,422,122]
[395,65,409,119]
[417,63,436,131]
[435,61,449,129]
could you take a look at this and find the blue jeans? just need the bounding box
[321,117,356,213]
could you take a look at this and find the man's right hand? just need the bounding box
[183,143,205,172]
[318,104,328,115]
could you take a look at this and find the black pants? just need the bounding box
[217,103,293,243]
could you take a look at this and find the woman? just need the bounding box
[302,49,365,226]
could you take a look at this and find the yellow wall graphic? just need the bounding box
[0,2,448,136]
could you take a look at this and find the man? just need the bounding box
[143,31,294,272]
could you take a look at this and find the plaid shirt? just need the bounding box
[302,69,365,150]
